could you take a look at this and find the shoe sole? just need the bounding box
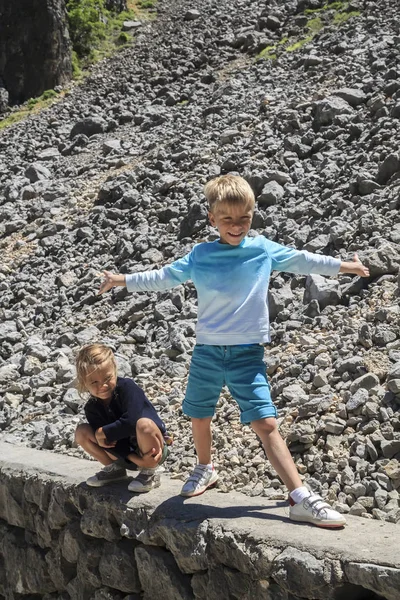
[86,475,128,487]
[180,473,219,497]
[128,483,161,493]
[289,514,346,528]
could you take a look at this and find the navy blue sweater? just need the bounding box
[84,377,166,442]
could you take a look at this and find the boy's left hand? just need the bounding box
[339,253,370,277]
[95,428,116,448]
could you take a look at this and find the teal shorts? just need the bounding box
[183,344,277,424]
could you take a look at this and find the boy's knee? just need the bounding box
[74,423,92,445]
[251,418,277,436]
[136,418,157,436]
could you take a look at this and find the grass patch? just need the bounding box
[136,0,156,7]
[304,1,346,12]
[257,0,361,61]
[327,1,347,10]
[66,0,157,76]
[0,90,62,131]
[333,10,360,24]
[307,17,323,33]
[286,35,313,52]
[257,45,277,60]
[66,0,137,70]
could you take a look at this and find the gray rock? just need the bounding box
[184,9,201,20]
[334,88,366,107]
[135,546,193,600]
[313,96,354,128]
[25,163,51,183]
[272,547,330,598]
[99,541,141,592]
[304,275,341,309]
[377,153,400,185]
[258,181,285,206]
[70,117,107,139]
[346,388,369,411]
[0,321,20,343]
[381,440,400,459]
[387,379,400,394]
[350,373,380,395]
[345,562,400,600]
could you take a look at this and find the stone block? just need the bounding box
[81,507,122,541]
[1,526,56,594]
[208,524,279,578]
[193,564,282,600]
[0,475,27,527]
[271,547,337,599]
[135,545,193,600]
[144,519,208,573]
[99,540,141,593]
[345,562,400,600]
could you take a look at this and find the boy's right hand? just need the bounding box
[139,446,163,468]
[97,271,126,295]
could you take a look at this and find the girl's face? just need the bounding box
[85,362,117,401]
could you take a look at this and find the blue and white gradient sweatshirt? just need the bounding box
[126,236,341,345]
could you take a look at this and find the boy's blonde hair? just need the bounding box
[75,343,116,394]
[204,175,255,212]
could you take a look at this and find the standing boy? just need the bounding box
[98,175,369,527]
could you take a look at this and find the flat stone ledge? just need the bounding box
[0,440,399,600]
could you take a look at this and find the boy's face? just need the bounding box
[209,202,254,246]
[85,362,117,401]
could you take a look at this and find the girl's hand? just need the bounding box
[97,271,126,295]
[339,254,370,277]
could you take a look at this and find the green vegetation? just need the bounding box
[66,0,140,71]
[333,10,360,24]
[257,1,361,62]
[286,35,313,52]
[0,0,158,131]
[307,17,323,33]
[66,0,158,76]
[327,2,347,10]
[137,0,156,7]
[0,90,62,131]
[304,1,346,13]
[258,45,277,60]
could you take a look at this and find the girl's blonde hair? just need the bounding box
[204,174,255,212]
[75,343,116,394]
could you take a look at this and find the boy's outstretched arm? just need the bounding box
[98,270,126,295]
[97,252,193,295]
[339,253,370,277]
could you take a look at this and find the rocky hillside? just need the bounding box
[0,0,399,522]
[0,0,71,105]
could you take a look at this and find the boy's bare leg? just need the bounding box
[75,424,117,466]
[191,417,213,464]
[135,417,164,458]
[251,418,302,492]
[127,418,165,492]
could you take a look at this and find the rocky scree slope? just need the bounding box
[0,0,399,522]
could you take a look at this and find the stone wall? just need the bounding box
[0,442,399,600]
[0,0,71,106]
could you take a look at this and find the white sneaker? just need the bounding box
[180,465,218,497]
[128,469,161,493]
[86,462,128,487]
[289,493,347,528]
